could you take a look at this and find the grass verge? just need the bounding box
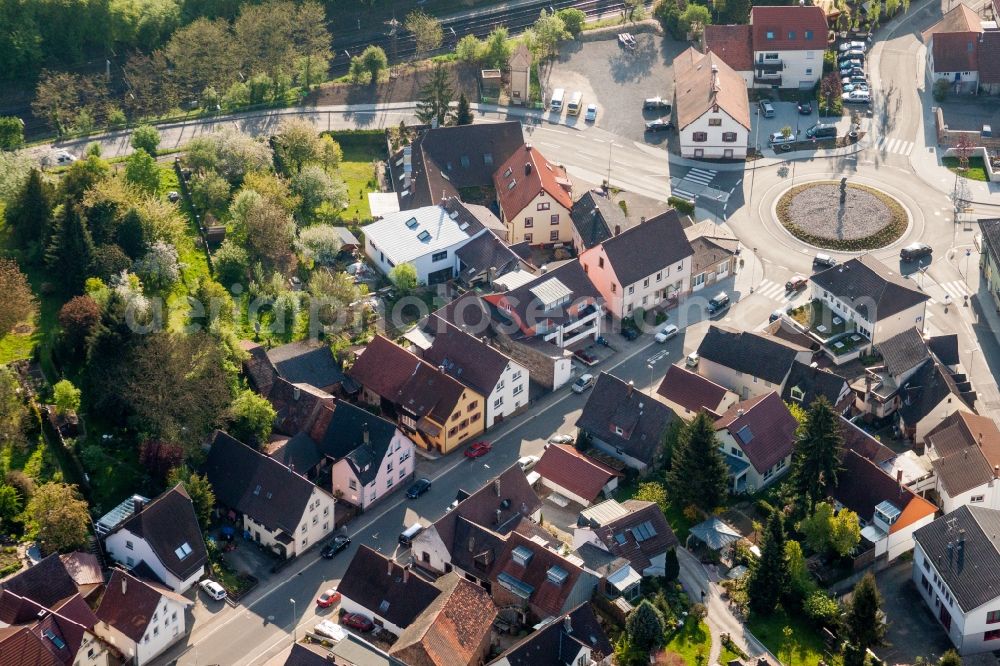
[747,608,838,666]
[662,617,711,664]
[942,157,989,182]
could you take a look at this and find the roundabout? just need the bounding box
[775,180,908,251]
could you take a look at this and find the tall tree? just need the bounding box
[58,295,101,355]
[531,9,570,60]
[416,62,455,126]
[291,0,331,89]
[164,18,236,98]
[227,389,276,447]
[360,45,388,83]
[273,118,321,174]
[844,573,886,653]
[46,205,94,293]
[455,93,473,125]
[131,125,161,155]
[0,116,24,151]
[405,10,443,61]
[292,165,347,223]
[5,168,54,254]
[791,396,844,513]
[626,599,666,653]
[167,466,216,530]
[229,190,296,271]
[667,412,728,512]
[747,511,789,616]
[24,482,90,554]
[234,0,297,81]
[0,366,27,449]
[122,50,179,119]
[634,481,668,513]
[124,149,160,193]
[482,27,513,69]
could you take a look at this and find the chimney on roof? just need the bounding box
[494,479,501,496]
[293,386,301,401]
[994,464,999,479]
[614,224,621,236]
[563,615,573,634]
[799,0,805,5]
[896,469,903,489]
[363,423,369,446]
[439,365,446,373]
[525,162,532,176]
[387,558,393,576]
[627,380,634,397]
[289,463,295,474]
[121,576,127,596]
[640,216,646,224]
[403,565,410,584]
[441,190,447,204]
[525,143,532,151]
[737,408,744,417]
[132,497,144,515]
[979,434,983,448]
[710,63,720,94]
[495,509,502,525]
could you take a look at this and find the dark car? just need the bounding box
[643,96,670,110]
[406,477,432,499]
[645,118,673,132]
[320,534,351,559]
[620,326,640,340]
[797,101,813,115]
[785,275,807,292]
[900,242,933,262]
[342,613,375,632]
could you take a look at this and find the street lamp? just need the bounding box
[290,598,297,643]
[647,363,655,397]
[968,348,980,373]
[750,247,758,293]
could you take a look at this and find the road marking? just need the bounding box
[592,138,605,143]
[539,141,559,148]
[684,168,717,186]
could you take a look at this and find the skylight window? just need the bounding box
[379,600,390,613]
[417,230,432,242]
[613,533,627,545]
[405,218,419,230]
[43,630,66,650]
[547,566,569,585]
[174,542,193,560]
[512,545,533,567]
[507,180,516,190]
[736,425,754,445]
[631,521,657,543]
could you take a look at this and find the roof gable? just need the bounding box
[697,325,808,384]
[423,322,514,398]
[591,500,678,572]
[96,571,163,642]
[703,24,754,71]
[490,603,613,665]
[810,255,929,320]
[266,341,346,390]
[570,191,629,250]
[338,546,441,628]
[922,3,984,40]
[114,484,208,582]
[833,450,935,530]
[313,402,400,485]
[657,364,731,416]
[595,211,693,288]
[781,361,850,411]
[715,392,798,473]
[533,444,622,504]
[914,506,1000,613]
[493,145,572,218]
[750,5,828,50]
[673,48,751,131]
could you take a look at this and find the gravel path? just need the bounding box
[782,183,893,241]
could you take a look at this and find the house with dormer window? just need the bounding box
[714,392,798,492]
[103,484,208,593]
[493,144,574,246]
[673,48,751,160]
[572,499,678,577]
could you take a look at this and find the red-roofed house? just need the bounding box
[921,4,986,94]
[494,144,574,246]
[715,391,798,492]
[703,25,753,86]
[749,5,828,89]
[534,444,622,506]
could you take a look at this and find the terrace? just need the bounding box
[788,299,866,363]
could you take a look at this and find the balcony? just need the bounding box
[788,299,868,364]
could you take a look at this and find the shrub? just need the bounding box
[804,590,841,626]
[933,78,950,102]
[668,196,695,214]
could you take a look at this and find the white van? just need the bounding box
[567,91,583,116]
[398,522,424,547]
[550,88,565,112]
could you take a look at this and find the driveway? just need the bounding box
[875,560,953,664]
[749,100,856,155]
[935,96,1000,132]
[546,33,687,143]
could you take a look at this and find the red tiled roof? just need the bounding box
[715,392,798,474]
[930,32,981,73]
[979,31,1000,83]
[750,5,828,51]
[704,25,753,71]
[491,532,585,618]
[96,571,162,643]
[533,444,621,504]
[656,364,730,416]
[673,48,751,131]
[493,145,572,219]
[591,500,678,572]
[922,3,983,39]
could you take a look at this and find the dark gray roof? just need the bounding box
[914,505,1000,613]
[270,432,324,473]
[875,327,929,377]
[577,373,677,466]
[570,191,628,250]
[393,122,525,210]
[423,322,513,398]
[114,485,208,582]
[781,361,850,411]
[312,402,399,486]
[810,255,929,320]
[455,229,524,284]
[597,210,693,288]
[450,516,506,579]
[1,555,78,609]
[697,325,809,384]
[929,334,960,366]
[337,546,441,628]
[205,431,325,536]
[980,219,1000,265]
[266,342,347,390]
[897,359,974,428]
[489,603,613,666]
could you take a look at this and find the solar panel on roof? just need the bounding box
[632,520,658,542]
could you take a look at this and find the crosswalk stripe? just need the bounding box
[901,141,914,156]
[940,280,971,301]
[672,188,696,200]
[684,171,716,186]
[887,138,899,154]
[877,136,887,148]
[689,168,717,178]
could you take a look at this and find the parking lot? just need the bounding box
[546,32,688,142]
[749,99,857,154]
[936,96,1000,132]
[874,560,953,664]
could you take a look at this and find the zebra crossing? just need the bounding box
[875,135,914,156]
[671,167,720,201]
[685,168,717,186]
[930,280,973,304]
[754,279,802,303]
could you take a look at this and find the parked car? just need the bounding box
[618,33,637,48]
[769,131,796,146]
[406,477,432,499]
[572,374,595,393]
[900,242,933,262]
[465,441,492,458]
[517,455,539,471]
[585,104,598,122]
[842,90,871,104]
[839,63,864,76]
[797,101,813,115]
[654,324,679,343]
[685,352,700,368]
[842,75,868,85]
[841,82,869,93]
[759,100,775,118]
[314,620,346,641]
[321,534,351,558]
[547,433,575,445]
[645,118,673,132]
[341,613,375,632]
[199,580,226,601]
[316,588,341,608]
[643,96,670,110]
[573,349,597,365]
[769,309,784,323]
[839,49,865,60]
[814,253,838,268]
[708,292,730,314]
[785,275,807,291]
[620,326,640,340]
[839,40,867,52]
[167,191,180,202]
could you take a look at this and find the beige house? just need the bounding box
[509,43,532,105]
[673,48,750,160]
[494,144,573,246]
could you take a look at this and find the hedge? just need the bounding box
[668,196,695,214]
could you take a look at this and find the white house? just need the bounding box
[913,506,1000,654]
[749,5,827,89]
[103,485,208,594]
[695,325,812,401]
[363,198,501,285]
[925,411,1000,515]
[921,4,986,95]
[809,255,930,350]
[95,570,193,666]
[419,321,530,429]
[205,431,338,559]
[578,210,694,319]
[714,392,799,493]
[673,48,751,160]
[572,499,678,577]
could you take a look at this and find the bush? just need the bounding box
[668,196,695,215]
[804,590,841,626]
[933,78,950,102]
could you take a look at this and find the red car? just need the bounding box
[464,441,492,458]
[316,588,341,608]
[342,612,375,632]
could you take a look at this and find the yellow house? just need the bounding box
[349,335,485,455]
[494,144,573,246]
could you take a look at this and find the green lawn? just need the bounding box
[339,160,376,221]
[662,618,712,664]
[747,608,838,666]
[942,156,990,182]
